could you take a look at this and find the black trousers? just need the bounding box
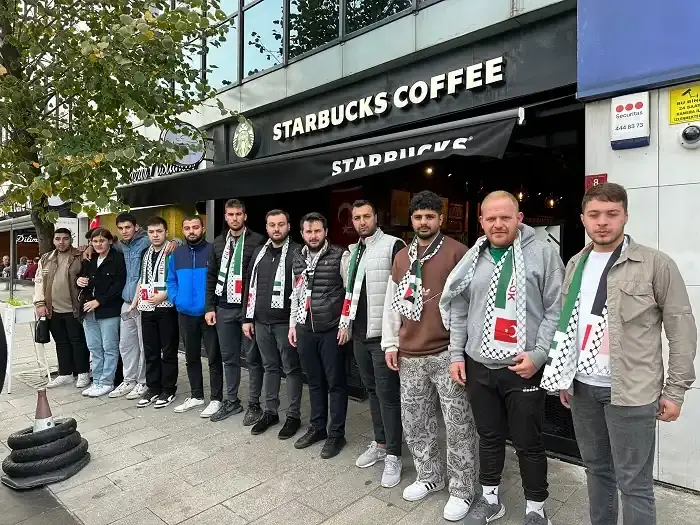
[466,356,548,502]
[297,326,348,438]
[180,312,223,401]
[353,335,402,456]
[49,311,90,376]
[141,308,179,395]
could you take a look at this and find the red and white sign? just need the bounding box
[585,173,608,191]
[610,92,650,149]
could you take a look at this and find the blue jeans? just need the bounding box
[83,313,120,387]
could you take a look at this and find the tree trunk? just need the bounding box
[30,205,54,255]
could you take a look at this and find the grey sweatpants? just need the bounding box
[119,302,146,385]
[399,350,478,500]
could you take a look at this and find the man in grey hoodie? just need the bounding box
[440,191,564,525]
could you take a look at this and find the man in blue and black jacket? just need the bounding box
[167,215,224,418]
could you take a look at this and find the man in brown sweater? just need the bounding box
[381,190,478,522]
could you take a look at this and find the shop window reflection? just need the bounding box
[244,0,284,77]
[345,0,411,35]
[206,17,239,90]
[219,0,239,13]
[289,0,339,59]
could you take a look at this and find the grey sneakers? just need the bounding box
[464,496,506,524]
[523,510,552,525]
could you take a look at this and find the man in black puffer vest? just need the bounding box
[205,199,266,423]
[289,212,350,459]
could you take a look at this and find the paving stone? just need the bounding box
[370,464,421,512]
[89,427,166,456]
[177,505,247,525]
[74,474,191,525]
[108,446,208,489]
[11,506,81,525]
[53,476,122,510]
[0,414,33,440]
[222,459,350,520]
[322,495,406,525]
[149,472,259,525]
[106,508,166,525]
[78,428,112,446]
[132,424,223,458]
[76,409,133,433]
[51,447,148,493]
[99,417,152,438]
[248,500,325,525]
[393,491,450,525]
[296,461,382,516]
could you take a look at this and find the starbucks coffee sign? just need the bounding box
[272,56,505,141]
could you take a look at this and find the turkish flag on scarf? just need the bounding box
[494,317,517,343]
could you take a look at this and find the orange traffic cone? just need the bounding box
[33,388,55,433]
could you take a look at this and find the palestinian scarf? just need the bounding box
[440,232,526,360]
[291,241,330,325]
[390,234,444,321]
[540,237,626,392]
[214,229,246,304]
[245,237,290,319]
[137,246,173,311]
[339,241,367,329]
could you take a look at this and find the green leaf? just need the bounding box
[133,71,147,84]
[119,14,134,25]
[106,152,116,162]
[95,194,109,208]
[124,147,136,159]
[136,109,149,120]
[41,129,52,138]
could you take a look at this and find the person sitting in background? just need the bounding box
[77,228,126,397]
[16,257,28,280]
[24,257,39,280]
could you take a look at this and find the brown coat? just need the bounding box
[33,248,84,318]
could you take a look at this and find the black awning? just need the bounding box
[118,108,522,207]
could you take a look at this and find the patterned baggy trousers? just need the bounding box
[399,350,479,500]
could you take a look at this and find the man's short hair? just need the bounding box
[582,182,628,213]
[409,190,443,216]
[145,216,168,230]
[225,198,245,212]
[54,228,72,237]
[351,199,376,214]
[481,190,520,213]
[115,212,137,226]
[182,215,204,226]
[266,209,290,223]
[300,212,327,230]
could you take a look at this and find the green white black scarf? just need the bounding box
[440,232,526,359]
[391,234,444,321]
[540,238,626,391]
[215,229,245,304]
[245,237,290,319]
[291,241,329,324]
[137,246,172,311]
[339,242,367,329]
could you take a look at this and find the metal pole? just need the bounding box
[9,220,15,300]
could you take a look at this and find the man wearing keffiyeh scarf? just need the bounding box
[289,212,350,460]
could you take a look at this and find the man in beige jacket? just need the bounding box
[34,228,90,389]
[541,183,697,525]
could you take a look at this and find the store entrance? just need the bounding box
[210,100,585,460]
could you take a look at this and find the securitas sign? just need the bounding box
[273,57,505,142]
[610,92,650,150]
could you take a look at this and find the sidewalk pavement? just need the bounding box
[2,314,700,525]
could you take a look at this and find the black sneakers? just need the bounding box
[251,412,280,435]
[294,427,328,449]
[278,417,302,440]
[154,392,176,409]
[136,389,159,408]
[210,399,243,422]
[242,403,263,426]
[321,436,347,459]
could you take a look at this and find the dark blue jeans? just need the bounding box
[570,380,657,525]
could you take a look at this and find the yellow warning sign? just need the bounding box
[670,85,700,124]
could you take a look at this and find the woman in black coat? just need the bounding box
[77,228,126,398]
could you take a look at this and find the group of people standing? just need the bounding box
[32,182,695,525]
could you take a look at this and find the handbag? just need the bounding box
[34,317,50,344]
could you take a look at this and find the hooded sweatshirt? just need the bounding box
[113,228,150,303]
[448,223,564,370]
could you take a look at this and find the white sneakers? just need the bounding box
[174,397,206,413]
[126,383,148,400]
[109,380,135,398]
[381,455,402,488]
[46,375,73,388]
[443,495,471,522]
[356,441,387,468]
[403,480,445,502]
[82,384,114,397]
[200,400,222,418]
[75,373,91,388]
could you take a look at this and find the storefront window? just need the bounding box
[205,18,239,89]
[344,0,411,34]
[288,0,339,59]
[219,0,239,13]
[243,0,284,77]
